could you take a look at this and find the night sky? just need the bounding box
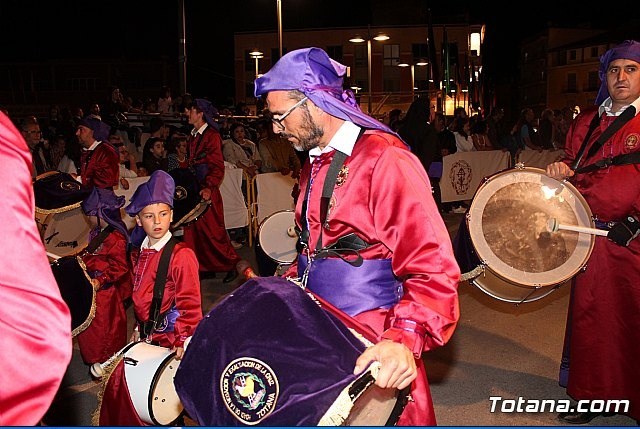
[0,1,630,107]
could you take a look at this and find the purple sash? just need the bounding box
[297,255,403,316]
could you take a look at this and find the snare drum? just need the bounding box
[49,255,96,336]
[169,168,211,228]
[122,342,184,425]
[38,207,92,257]
[175,276,407,426]
[34,171,92,256]
[460,167,595,303]
[255,210,298,276]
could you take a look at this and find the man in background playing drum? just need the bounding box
[255,47,460,426]
[546,40,640,425]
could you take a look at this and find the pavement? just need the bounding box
[41,213,636,426]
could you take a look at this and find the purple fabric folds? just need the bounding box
[81,187,128,239]
[596,40,640,105]
[125,170,175,216]
[174,276,369,426]
[254,47,397,136]
[298,255,403,317]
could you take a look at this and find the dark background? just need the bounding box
[0,0,629,108]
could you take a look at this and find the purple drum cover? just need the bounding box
[174,276,369,426]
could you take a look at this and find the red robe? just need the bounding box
[76,229,132,364]
[182,125,240,272]
[131,241,202,348]
[560,106,640,420]
[97,240,203,426]
[282,130,460,425]
[80,141,119,189]
[0,112,72,425]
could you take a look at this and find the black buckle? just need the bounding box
[596,157,614,169]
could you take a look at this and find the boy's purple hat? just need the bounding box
[125,170,175,216]
[77,116,111,142]
[596,40,640,105]
[81,187,128,238]
[194,98,220,130]
[254,47,395,135]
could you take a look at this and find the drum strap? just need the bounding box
[572,106,636,170]
[84,225,114,255]
[575,151,640,174]
[143,237,178,338]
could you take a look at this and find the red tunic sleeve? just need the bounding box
[82,231,130,287]
[0,112,72,425]
[169,245,203,347]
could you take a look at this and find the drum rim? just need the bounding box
[257,210,298,264]
[123,342,183,425]
[466,167,595,287]
[172,199,211,228]
[470,267,562,304]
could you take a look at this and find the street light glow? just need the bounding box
[349,35,365,43]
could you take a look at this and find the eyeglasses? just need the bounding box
[24,130,42,135]
[270,96,308,132]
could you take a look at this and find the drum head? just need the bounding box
[467,167,594,288]
[123,342,183,425]
[41,208,92,257]
[257,210,298,264]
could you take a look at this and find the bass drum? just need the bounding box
[460,167,595,304]
[38,207,92,257]
[255,210,298,276]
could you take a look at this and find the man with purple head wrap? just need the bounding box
[546,40,640,424]
[252,47,460,425]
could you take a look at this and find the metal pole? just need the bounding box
[277,0,283,58]
[255,57,260,79]
[410,65,415,101]
[367,38,372,114]
[178,0,187,95]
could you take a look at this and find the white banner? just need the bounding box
[220,168,248,229]
[440,150,511,202]
[516,149,565,169]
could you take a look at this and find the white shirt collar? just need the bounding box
[84,140,101,151]
[140,230,173,251]
[191,122,208,136]
[308,121,359,159]
[598,96,640,117]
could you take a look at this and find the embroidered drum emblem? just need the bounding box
[174,186,187,201]
[60,180,81,192]
[449,160,473,195]
[625,133,639,150]
[220,357,279,424]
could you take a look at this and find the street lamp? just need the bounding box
[349,30,390,114]
[249,49,264,79]
[398,60,428,100]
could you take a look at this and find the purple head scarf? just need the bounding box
[77,116,111,143]
[596,40,640,105]
[194,98,220,131]
[81,187,128,239]
[254,47,397,136]
[125,170,175,216]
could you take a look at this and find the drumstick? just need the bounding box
[546,218,608,237]
[90,342,134,379]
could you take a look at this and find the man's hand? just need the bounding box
[353,340,417,390]
[546,162,574,181]
[608,216,640,246]
[173,346,185,360]
[200,187,212,201]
